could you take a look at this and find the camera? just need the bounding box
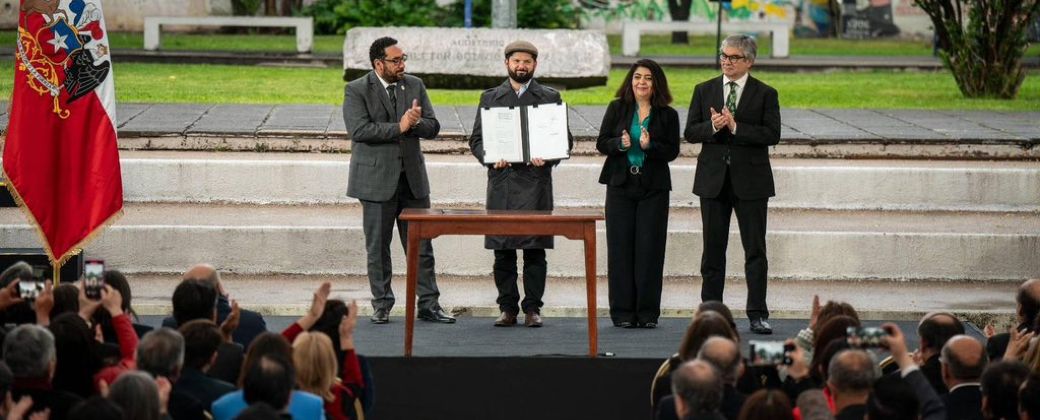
[748,340,794,366]
[84,259,105,300]
[846,326,888,348]
[17,280,45,301]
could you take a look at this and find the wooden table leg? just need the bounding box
[404,223,421,357]
[584,222,598,358]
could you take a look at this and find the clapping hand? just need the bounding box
[339,300,359,350]
[621,129,632,150]
[399,99,422,133]
[710,107,728,131]
[721,108,737,132]
[640,126,650,150]
[220,299,241,343]
[298,282,331,330]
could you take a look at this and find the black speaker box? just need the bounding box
[0,249,84,283]
[0,179,15,207]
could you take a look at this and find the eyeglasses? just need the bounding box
[381,55,408,66]
[719,53,746,63]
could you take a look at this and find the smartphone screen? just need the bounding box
[84,259,105,299]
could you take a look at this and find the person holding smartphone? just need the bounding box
[596,59,680,329]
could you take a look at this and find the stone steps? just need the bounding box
[112,152,1040,212]
[2,203,1036,281]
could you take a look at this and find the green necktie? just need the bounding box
[725,81,738,114]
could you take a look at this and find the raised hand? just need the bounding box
[220,299,241,343]
[339,299,359,350]
[101,284,123,317]
[809,295,821,329]
[1004,327,1035,361]
[298,282,331,330]
[0,280,24,311]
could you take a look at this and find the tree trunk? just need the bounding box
[916,0,1040,98]
[265,0,277,16]
[667,0,693,44]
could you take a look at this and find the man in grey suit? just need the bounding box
[343,36,454,324]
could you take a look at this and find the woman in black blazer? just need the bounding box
[596,59,681,328]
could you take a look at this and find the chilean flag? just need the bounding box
[3,0,122,264]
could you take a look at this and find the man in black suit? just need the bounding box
[176,320,237,410]
[981,361,1030,420]
[940,335,987,420]
[161,264,268,349]
[917,312,965,394]
[655,337,744,420]
[684,35,780,335]
[879,323,947,420]
[987,278,1039,361]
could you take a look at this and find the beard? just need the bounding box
[508,68,533,84]
[380,67,404,83]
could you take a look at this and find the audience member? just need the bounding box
[287,290,365,420]
[657,336,744,420]
[164,277,244,384]
[212,333,325,420]
[67,396,123,420]
[236,402,289,420]
[4,324,81,419]
[670,360,725,420]
[827,349,877,420]
[0,262,43,325]
[107,371,170,420]
[176,319,236,409]
[652,311,738,410]
[737,389,793,420]
[1019,372,1040,420]
[796,389,834,420]
[162,264,267,348]
[236,355,321,419]
[941,335,987,420]
[136,327,206,420]
[916,312,966,394]
[980,361,1030,420]
[988,279,1040,361]
[880,323,946,420]
[696,301,738,336]
[810,316,860,383]
[96,270,153,341]
[795,296,860,363]
[866,374,919,420]
[49,284,79,320]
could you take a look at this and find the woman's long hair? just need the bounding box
[614,58,672,107]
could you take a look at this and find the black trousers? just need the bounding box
[493,249,546,314]
[605,177,669,324]
[699,167,769,319]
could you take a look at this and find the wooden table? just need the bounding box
[399,208,605,357]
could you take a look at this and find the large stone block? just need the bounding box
[342,27,610,89]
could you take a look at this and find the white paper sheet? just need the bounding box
[526,103,570,161]
[480,107,524,163]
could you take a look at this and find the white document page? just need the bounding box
[480,107,524,163]
[526,103,570,161]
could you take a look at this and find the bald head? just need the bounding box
[672,360,723,417]
[941,335,987,386]
[828,349,877,396]
[918,312,964,353]
[697,336,741,384]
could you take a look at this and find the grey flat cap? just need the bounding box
[504,40,538,59]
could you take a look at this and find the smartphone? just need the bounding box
[17,280,45,301]
[748,340,794,366]
[84,259,105,300]
[847,326,889,348]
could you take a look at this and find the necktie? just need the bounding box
[726,81,738,114]
[386,84,398,119]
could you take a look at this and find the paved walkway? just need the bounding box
[1,103,1036,144]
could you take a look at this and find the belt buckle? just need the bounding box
[629,165,641,175]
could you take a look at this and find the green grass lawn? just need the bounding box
[2,30,1036,57]
[0,60,1036,110]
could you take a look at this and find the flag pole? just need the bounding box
[52,260,61,285]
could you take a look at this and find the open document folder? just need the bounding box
[481,102,570,163]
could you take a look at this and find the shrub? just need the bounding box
[302,0,443,35]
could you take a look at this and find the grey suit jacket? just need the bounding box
[343,71,440,202]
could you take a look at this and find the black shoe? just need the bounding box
[417,307,456,324]
[613,321,634,328]
[640,322,657,329]
[750,318,773,335]
[370,308,390,324]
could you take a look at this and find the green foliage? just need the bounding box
[441,0,579,29]
[915,0,1040,99]
[301,0,443,35]
[231,0,263,16]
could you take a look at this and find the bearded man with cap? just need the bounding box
[468,40,574,328]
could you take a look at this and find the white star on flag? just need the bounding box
[47,31,68,53]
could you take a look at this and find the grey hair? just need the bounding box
[0,261,34,286]
[671,360,724,415]
[720,34,758,62]
[697,336,742,385]
[2,324,56,379]
[109,371,162,420]
[136,328,185,378]
[827,349,879,394]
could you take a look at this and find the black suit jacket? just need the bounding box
[175,367,237,411]
[655,385,744,420]
[941,384,983,420]
[597,99,680,190]
[922,354,949,395]
[162,295,267,349]
[684,75,780,200]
